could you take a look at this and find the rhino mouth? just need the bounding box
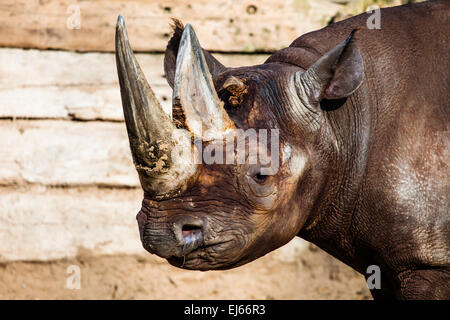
[167,239,235,270]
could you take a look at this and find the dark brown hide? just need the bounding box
[125,0,449,299]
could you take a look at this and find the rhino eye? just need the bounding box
[252,173,268,184]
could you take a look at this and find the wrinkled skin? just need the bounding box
[123,1,449,299]
[137,61,315,270]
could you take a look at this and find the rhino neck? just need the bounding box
[299,81,374,273]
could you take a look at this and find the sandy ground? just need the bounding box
[0,243,371,300]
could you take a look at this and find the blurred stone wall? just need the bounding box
[0,0,423,262]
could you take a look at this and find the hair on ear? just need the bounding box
[164,19,227,89]
[164,18,185,88]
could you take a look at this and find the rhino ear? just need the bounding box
[295,30,364,104]
[164,19,226,88]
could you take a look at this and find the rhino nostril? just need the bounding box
[182,224,202,237]
[181,224,203,246]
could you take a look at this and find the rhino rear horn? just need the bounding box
[172,24,235,141]
[164,19,226,89]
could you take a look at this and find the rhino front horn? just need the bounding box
[115,15,198,197]
[173,24,235,141]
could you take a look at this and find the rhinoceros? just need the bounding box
[115,0,449,299]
